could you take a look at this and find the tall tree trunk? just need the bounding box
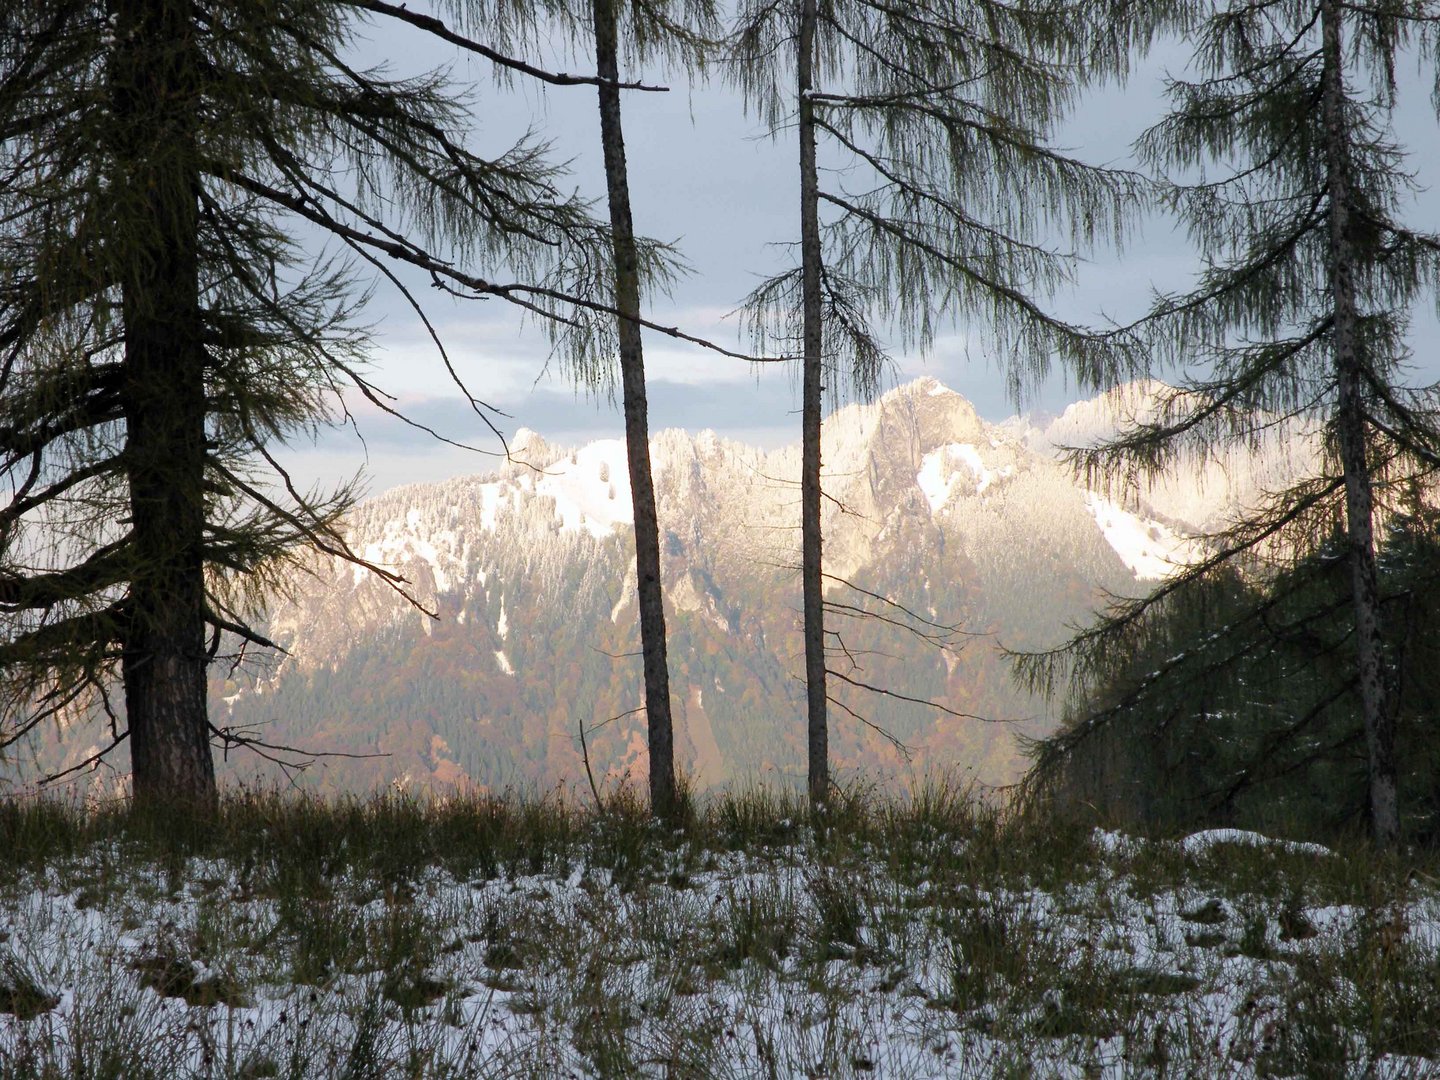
[112,0,216,808]
[591,0,678,818]
[1320,0,1398,847]
[798,0,828,808]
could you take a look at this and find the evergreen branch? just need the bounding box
[208,720,390,767]
[815,189,1106,351]
[203,609,282,653]
[823,600,967,649]
[34,731,127,787]
[1011,472,1349,702]
[229,170,784,363]
[343,0,670,91]
[820,570,966,632]
[0,540,131,612]
[803,75,991,109]
[0,378,124,461]
[1062,325,1331,485]
[811,91,1118,186]
[0,604,124,668]
[825,692,914,758]
[1121,191,1325,342]
[0,455,118,540]
[0,667,104,752]
[207,458,428,614]
[256,45,572,249]
[1207,678,1358,809]
[196,188,515,461]
[826,667,991,722]
[812,113,1075,262]
[335,226,512,451]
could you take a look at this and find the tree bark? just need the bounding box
[112,0,216,808]
[591,0,678,818]
[1319,0,1398,847]
[798,0,828,808]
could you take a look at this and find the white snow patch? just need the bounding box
[1084,493,1205,580]
[916,449,956,511]
[1,822,1435,1077]
[494,649,514,675]
[478,483,504,531]
[408,537,449,592]
[1092,828,1145,858]
[917,443,1010,510]
[1180,828,1333,857]
[352,519,453,592]
[534,440,633,538]
[952,444,995,494]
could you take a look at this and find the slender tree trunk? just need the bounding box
[1320,0,1398,847]
[798,0,828,808]
[112,0,216,808]
[591,0,678,818]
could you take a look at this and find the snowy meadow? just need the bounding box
[1,789,1438,1078]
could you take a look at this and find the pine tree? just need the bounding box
[0,0,620,803]
[1019,0,1440,847]
[1028,495,1440,842]
[729,0,1146,805]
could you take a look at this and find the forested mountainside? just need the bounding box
[13,379,1312,796]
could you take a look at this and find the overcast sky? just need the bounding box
[275,11,1440,497]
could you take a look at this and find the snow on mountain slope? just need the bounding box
[1085,493,1208,581]
[530,437,633,538]
[918,443,1016,509]
[1028,379,1170,454]
[291,377,1257,649]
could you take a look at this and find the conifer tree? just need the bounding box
[1029,495,1440,842]
[1019,0,1440,847]
[729,0,1146,805]
[0,0,630,803]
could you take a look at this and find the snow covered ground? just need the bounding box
[1,817,1437,1078]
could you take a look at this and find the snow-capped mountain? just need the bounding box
[206,377,1305,796]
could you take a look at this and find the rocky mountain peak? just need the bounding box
[194,376,1327,798]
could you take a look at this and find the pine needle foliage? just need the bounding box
[0,0,621,801]
[730,0,1155,399]
[1026,498,1440,843]
[1017,0,1440,846]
